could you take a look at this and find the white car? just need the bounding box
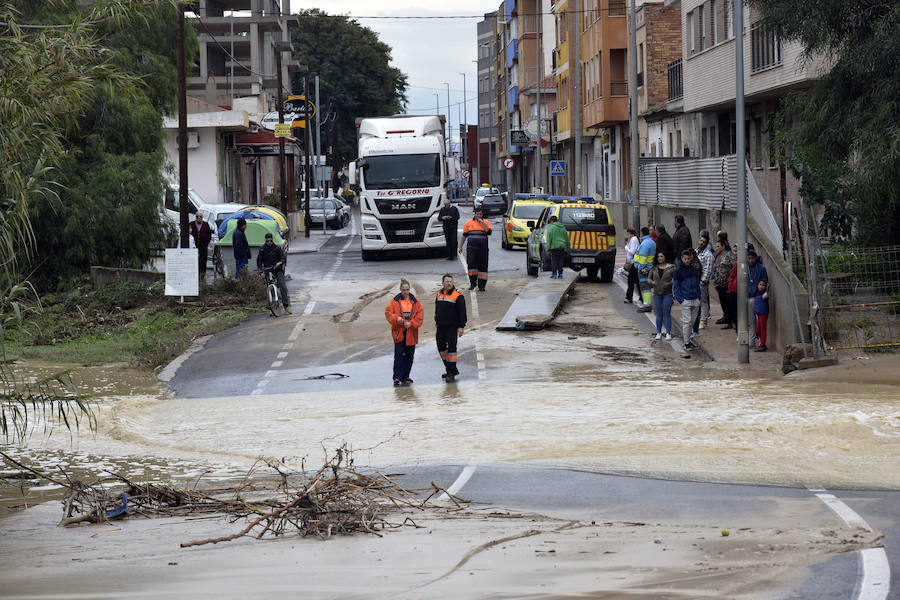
[163,187,244,254]
[473,186,502,211]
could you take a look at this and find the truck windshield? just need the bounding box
[363,154,441,189]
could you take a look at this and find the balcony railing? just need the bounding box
[610,80,628,96]
[667,58,683,100]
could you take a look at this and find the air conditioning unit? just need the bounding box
[187,130,200,148]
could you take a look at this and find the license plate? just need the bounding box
[395,229,415,236]
[572,256,595,264]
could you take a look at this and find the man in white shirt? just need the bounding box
[623,228,640,303]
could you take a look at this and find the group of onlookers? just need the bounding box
[623,216,770,354]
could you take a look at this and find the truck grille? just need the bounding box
[374,196,432,214]
[382,218,430,243]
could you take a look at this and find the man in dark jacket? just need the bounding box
[435,274,467,382]
[672,215,693,266]
[438,198,460,260]
[233,218,251,277]
[655,224,675,263]
[189,211,212,278]
[673,248,702,351]
[256,233,290,313]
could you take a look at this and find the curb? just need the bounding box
[287,234,333,254]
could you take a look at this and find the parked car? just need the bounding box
[473,184,501,210]
[477,192,508,217]
[525,200,617,281]
[501,195,553,249]
[308,198,351,229]
[162,187,245,261]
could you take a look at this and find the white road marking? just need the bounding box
[288,319,304,341]
[271,360,283,368]
[277,352,289,359]
[264,370,277,378]
[813,490,890,600]
[282,343,293,350]
[303,301,316,315]
[459,247,486,381]
[476,352,484,361]
[437,465,476,502]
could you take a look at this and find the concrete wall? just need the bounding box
[91,266,165,287]
[605,200,807,353]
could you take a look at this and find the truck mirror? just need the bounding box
[446,157,457,180]
[348,161,357,185]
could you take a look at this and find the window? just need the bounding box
[698,5,706,50]
[701,127,708,157]
[709,0,717,45]
[688,11,695,54]
[709,125,717,157]
[726,0,734,39]
[638,43,644,87]
[751,21,782,72]
[668,131,674,157]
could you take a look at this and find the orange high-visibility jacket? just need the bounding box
[385,293,424,345]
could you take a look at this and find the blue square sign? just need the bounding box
[550,160,566,176]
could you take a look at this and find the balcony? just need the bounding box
[506,38,519,67]
[610,81,628,96]
[667,59,683,100]
[556,40,569,70]
[508,86,519,109]
[608,0,626,16]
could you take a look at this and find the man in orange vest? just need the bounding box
[458,207,492,291]
[385,278,424,386]
[435,274,467,382]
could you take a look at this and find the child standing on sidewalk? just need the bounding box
[753,280,770,352]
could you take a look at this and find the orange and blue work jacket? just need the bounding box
[435,287,467,329]
[385,293,424,345]
[462,218,492,250]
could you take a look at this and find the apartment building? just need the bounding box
[636,0,684,160]
[680,0,828,215]
[477,13,499,187]
[162,0,302,206]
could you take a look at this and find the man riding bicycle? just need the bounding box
[256,233,291,314]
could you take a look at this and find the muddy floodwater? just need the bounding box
[3,356,899,511]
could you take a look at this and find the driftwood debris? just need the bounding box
[0,446,467,547]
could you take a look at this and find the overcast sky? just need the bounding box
[291,1,491,143]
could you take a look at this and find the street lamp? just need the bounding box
[443,82,451,155]
[460,72,468,193]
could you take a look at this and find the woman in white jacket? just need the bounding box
[623,228,640,303]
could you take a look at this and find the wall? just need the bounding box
[164,127,220,204]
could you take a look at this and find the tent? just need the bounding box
[217,218,285,248]
[217,209,279,238]
[238,205,288,238]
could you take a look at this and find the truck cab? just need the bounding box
[349,115,456,261]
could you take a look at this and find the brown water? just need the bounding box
[3,359,899,511]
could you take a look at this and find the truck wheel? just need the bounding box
[362,250,376,262]
[599,263,614,283]
[525,251,538,277]
[586,265,600,281]
[541,251,551,272]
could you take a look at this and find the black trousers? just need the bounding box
[625,264,639,301]
[436,325,459,375]
[466,245,489,290]
[443,223,458,257]
[198,244,208,275]
[550,249,566,275]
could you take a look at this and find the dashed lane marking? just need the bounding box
[277,352,289,359]
[458,252,486,381]
[437,465,477,503]
[303,301,316,315]
[271,360,283,368]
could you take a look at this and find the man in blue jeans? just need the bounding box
[233,218,251,277]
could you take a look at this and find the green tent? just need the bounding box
[218,219,285,247]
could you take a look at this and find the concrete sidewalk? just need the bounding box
[287,229,335,254]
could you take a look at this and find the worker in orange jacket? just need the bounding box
[459,207,492,291]
[385,278,424,386]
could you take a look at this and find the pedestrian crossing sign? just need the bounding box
[550,160,566,176]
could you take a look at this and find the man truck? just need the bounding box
[348,115,456,261]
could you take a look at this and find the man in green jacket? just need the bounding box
[545,215,571,279]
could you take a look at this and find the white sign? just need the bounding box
[165,248,199,297]
[503,157,515,170]
[260,111,303,132]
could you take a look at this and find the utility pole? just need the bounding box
[444,82,451,155]
[502,17,512,194]
[472,60,480,187]
[573,0,582,194]
[275,41,289,216]
[176,4,189,249]
[316,75,325,234]
[735,0,749,363]
[629,0,640,231]
[460,72,468,194]
[303,78,311,238]
[535,1,542,192]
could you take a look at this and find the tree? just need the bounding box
[749,0,900,243]
[290,10,408,174]
[17,1,194,288]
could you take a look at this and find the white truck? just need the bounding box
[348,115,456,261]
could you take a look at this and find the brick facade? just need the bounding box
[641,3,682,112]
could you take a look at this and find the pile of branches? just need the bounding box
[44,446,465,547]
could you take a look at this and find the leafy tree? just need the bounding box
[17,1,194,288]
[749,0,900,243]
[290,10,408,174]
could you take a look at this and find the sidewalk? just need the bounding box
[286,228,337,254]
[613,252,782,372]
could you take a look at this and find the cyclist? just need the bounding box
[256,233,291,314]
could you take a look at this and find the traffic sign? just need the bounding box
[462,168,470,180]
[509,130,529,145]
[550,160,567,176]
[503,157,515,170]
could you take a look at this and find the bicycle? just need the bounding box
[212,245,228,279]
[259,266,283,317]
